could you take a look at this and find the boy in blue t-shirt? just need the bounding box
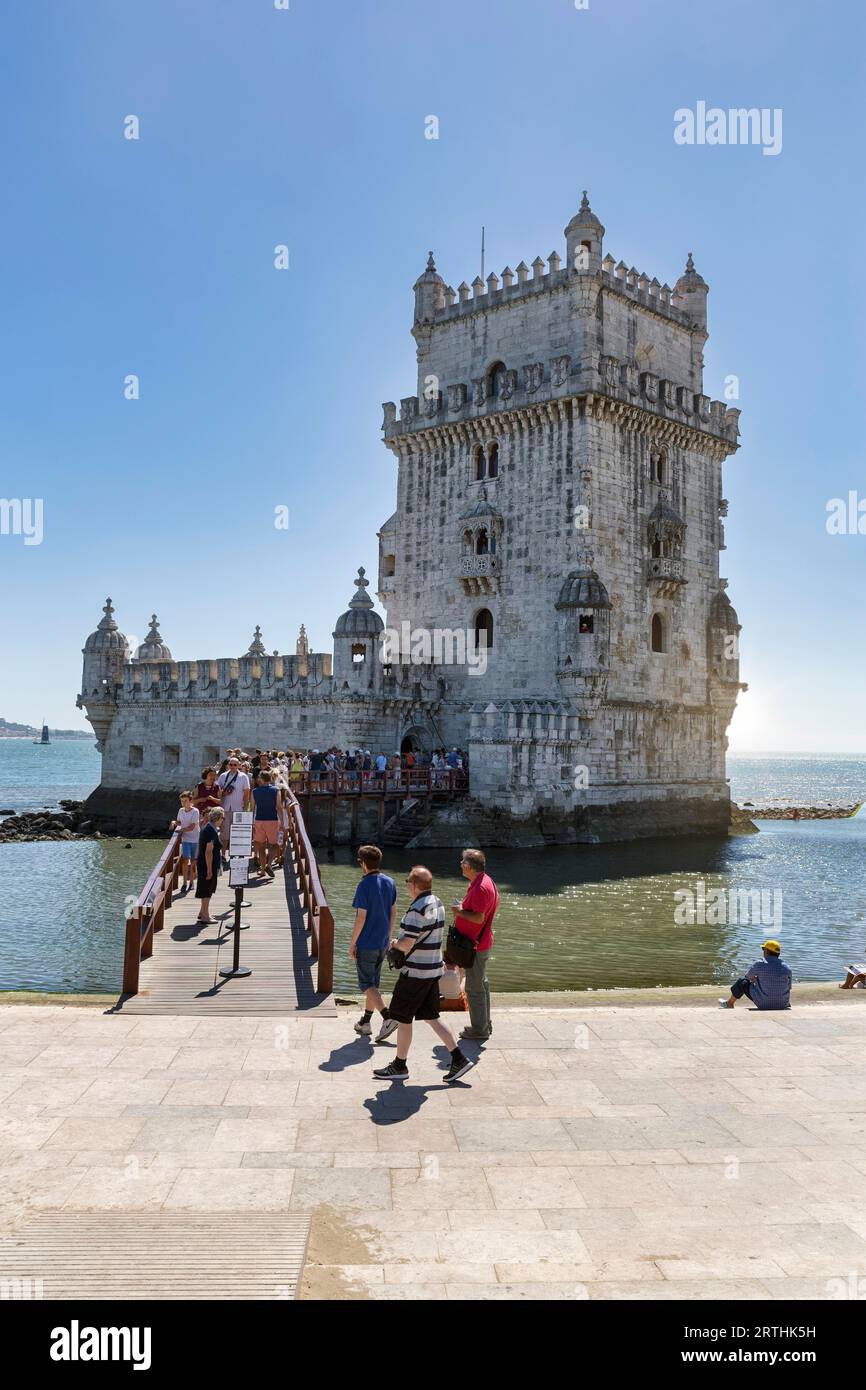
[350,844,397,1040]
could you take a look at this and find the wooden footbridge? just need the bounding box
[117,794,336,1016]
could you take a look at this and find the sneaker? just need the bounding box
[354,1017,372,1036]
[221,857,230,871]
[375,1017,399,1044]
[445,1050,476,1083]
[266,866,275,878]
[718,998,732,1008]
[373,1059,409,1080]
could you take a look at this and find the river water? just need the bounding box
[1,739,865,995]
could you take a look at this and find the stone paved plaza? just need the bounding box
[2,999,866,1300]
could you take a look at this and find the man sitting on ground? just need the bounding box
[719,939,792,1010]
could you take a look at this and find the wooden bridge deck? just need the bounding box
[117,856,337,1017]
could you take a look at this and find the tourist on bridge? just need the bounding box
[252,769,282,879]
[216,756,251,870]
[171,791,201,891]
[350,844,398,1039]
[450,848,499,1042]
[193,767,221,822]
[372,864,475,1084]
[719,940,792,1010]
[195,807,224,924]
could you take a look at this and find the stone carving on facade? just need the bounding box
[551,354,570,388]
[500,369,518,400]
[447,382,467,413]
[523,362,544,393]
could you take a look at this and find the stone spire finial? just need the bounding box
[580,189,590,212]
[686,251,695,272]
[296,623,309,657]
[135,614,172,662]
[247,625,266,656]
[426,251,436,272]
[98,597,118,630]
[349,566,374,610]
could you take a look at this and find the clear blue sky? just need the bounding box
[0,0,863,749]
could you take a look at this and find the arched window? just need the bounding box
[351,643,366,665]
[476,528,489,556]
[652,449,667,484]
[475,608,494,652]
[463,528,474,551]
[473,444,486,481]
[486,361,506,398]
[651,536,661,558]
[487,441,499,478]
[382,553,396,578]
[651,614,665,653]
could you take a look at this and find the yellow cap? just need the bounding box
[761,939,781,955]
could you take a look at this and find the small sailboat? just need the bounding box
[33,721,50,746]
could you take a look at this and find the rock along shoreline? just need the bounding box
[0,799,860,845]
[0,800,156,844]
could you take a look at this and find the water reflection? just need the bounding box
[1,820,864,996]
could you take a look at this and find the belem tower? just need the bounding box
[77,192,745,845]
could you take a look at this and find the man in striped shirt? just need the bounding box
[373,865,475,1084]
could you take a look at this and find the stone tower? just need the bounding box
[379,193,744,836]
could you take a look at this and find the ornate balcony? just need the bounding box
[459,552,500,596]
[648,556,686,597]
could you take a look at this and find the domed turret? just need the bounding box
[708,582,741,683]
[554,552,612,686]
[334,568,384,640]
[77,598,130,749]
[135,615,172,663]
[672,251,708,330]
[333,568,385,690]
[555,565,612,612]
[564,190,605,274]
[413,251,446,326]
[84,597,129,657]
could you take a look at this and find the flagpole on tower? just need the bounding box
[481,226,485,284]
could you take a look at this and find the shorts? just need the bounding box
[356,948,386,992]
[253,821,279,845]
[387,973,441,1024]
[182,841,198,860]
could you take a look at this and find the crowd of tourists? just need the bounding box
[168,747,865,1059]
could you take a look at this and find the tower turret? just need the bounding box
[412,251,445,327]
[564,190,605,274]
[672,252,708,330]
[332,567,385,691]
[554,552,612,708]
[134,615,172,663]
[77,598,130,748]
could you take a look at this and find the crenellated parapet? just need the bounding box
[383,351,740,453]
[119,650,333,703]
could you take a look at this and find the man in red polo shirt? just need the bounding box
[451,847,498,1042]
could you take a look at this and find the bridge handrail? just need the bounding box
[284,792,334,994]
[122,827,184,996]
